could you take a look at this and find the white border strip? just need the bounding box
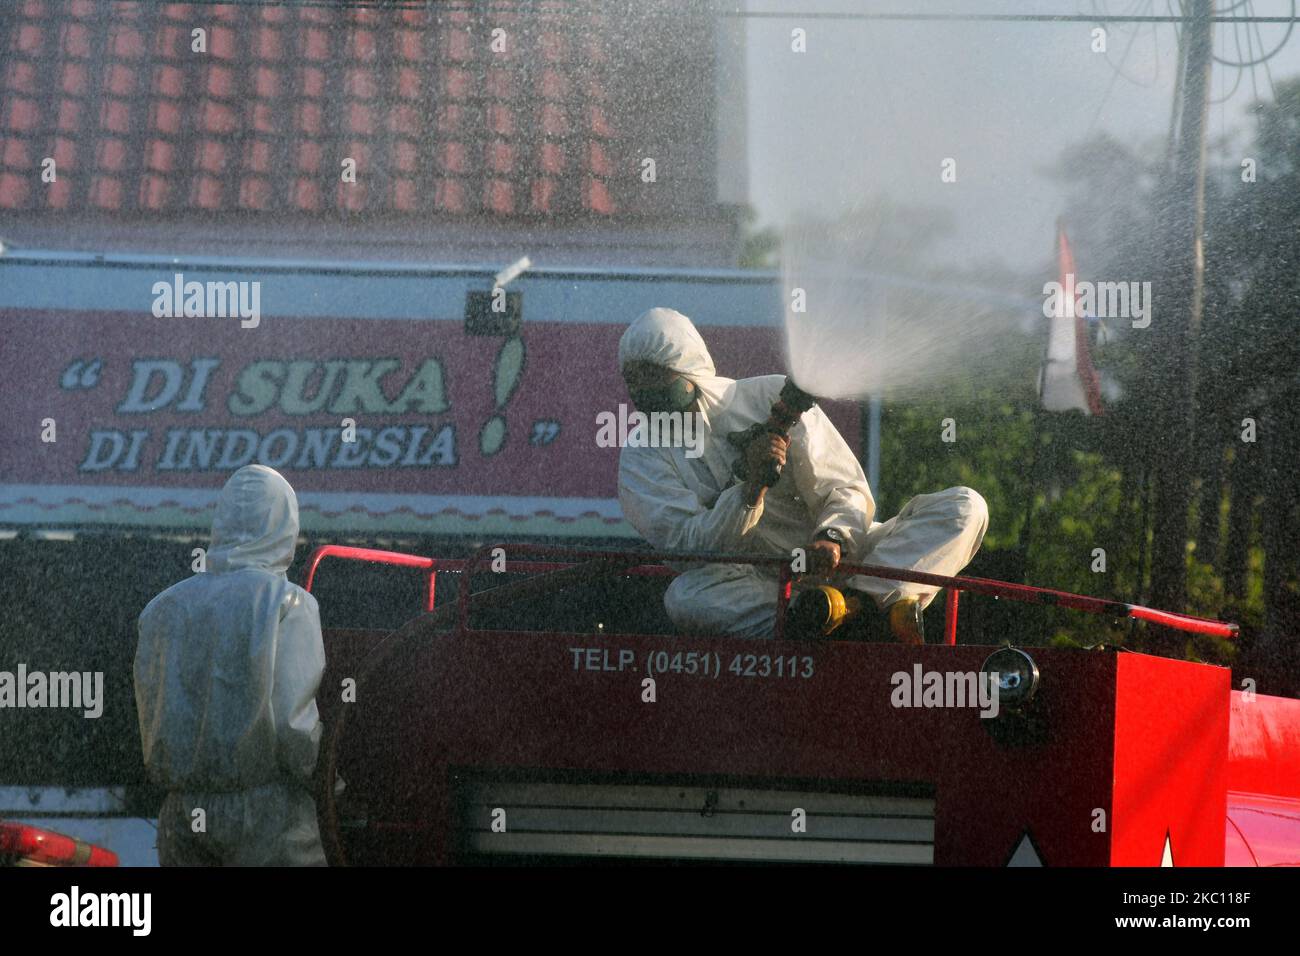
[0,484,626,524]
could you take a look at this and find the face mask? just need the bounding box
[630,376,697,414]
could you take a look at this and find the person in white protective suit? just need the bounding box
[617,307,989,642]
[135,464,327,866]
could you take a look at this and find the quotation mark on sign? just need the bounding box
[61,359,102,389]
[529,420,560,445]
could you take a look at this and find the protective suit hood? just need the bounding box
[619,306,717,379]
[618,307,737,423]
[207,464,299,575]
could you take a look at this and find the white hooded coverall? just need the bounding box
[135,464,327,866]
[617,308,990,639]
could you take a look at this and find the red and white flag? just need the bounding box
[1040,220,1104,415]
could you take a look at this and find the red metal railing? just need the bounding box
[945,589,960,646]
[304,545,445,612]
[302,544,669,623]
[305,543,1239,644]
[457,544,1238,642]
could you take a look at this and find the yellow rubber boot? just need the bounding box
[787,585,862,638]
[888,597,925,645]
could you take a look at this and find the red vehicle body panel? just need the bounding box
[1110,654,1229,866]
[322,634,1262,866]
[310,548,1299,866]
[1224,692,1300,866]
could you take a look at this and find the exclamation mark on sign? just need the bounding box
[480,336,525,456]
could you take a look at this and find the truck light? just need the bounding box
[981,647,1040,711]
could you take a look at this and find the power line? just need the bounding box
[64,1,1300,20]
[1084,14,1147,135]
[723,11,1296,23]
[1212,0,1297,62]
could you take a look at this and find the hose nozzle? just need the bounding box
[726,377,818,485]
[773,378,817,430]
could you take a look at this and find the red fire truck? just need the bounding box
[308,543,1300,867]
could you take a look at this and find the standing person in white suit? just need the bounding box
[617,307,990,643]
[135,463,328,866]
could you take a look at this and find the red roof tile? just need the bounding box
[0,0,719,223]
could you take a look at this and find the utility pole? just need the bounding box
[1148,0,1214,615]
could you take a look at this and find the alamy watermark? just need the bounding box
[50,886,151,936]
[0,665,103,718]
[1043,272,1151,329]
[891,664,1000,718]
[595,404,703,458]
[152,273,261,328]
